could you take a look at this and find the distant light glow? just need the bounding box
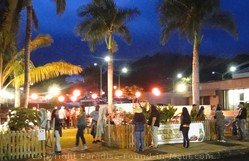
[176,83,187,93]
[70,96,77,102]
[45,94,53,100]
[121,67,128,73]
[230,66,237,72]
[31,93,38,100]
[49,85,60,96]
[73,89,81,97]
[177,73,183,79]
[152,88,161,96]
[91,93,98,99]
[135,91,141,98]
[105,56,110,62]
[0,90,14,99]
[58,96,65,102]
[113,86,117,90]
[115,90,123,98]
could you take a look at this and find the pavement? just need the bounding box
[26,138,249,161]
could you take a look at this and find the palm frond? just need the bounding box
[53,0,66,15]
[13,61,83,87]
[17,34,53,56]
[31,6,38,30]
[160,23,178,45]
[206,11,238,38]
[115,8,140,24]
[159,0,237,44]
[76,0,138,53]
[115,25,131,44]
[0,0,8,31]
[2,60,22,85]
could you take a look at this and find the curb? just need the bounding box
[150,147,249,161]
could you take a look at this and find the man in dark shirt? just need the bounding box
[236,102,247,140]
[148,104,160,148]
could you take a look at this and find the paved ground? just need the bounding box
[27,138,249,161]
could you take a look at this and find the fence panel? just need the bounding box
[0,131,45,160]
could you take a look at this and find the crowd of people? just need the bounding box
[39,101,247,155]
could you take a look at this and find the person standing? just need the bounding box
[58,106,66,129]
[180,107,191,148]
[51,109,62,154]
[73,106,87,151]
[65,107,71,129]
[70,107,77,128]
[46,109,51,130]
[236,102,247,140]
[148,104,160,148]
[90,105,99,143]
[214,105,226,142]
[95,104,107,142]
[132,106,146,152]
[196,106,205,121]
[190,104,198,121]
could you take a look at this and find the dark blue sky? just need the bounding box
[28,0,249,67]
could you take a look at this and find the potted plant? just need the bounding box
[159,105,177,124]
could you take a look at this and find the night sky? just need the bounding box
[27,0,249,67]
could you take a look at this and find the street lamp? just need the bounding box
[48,85,60,96]
[152,87,161,96]
[58,95,65,102]
[176,83,187,93]
[31,93,38,100]
[94,57,109,98]
[73,89,81,97]
[115,89,123,98]
[212,66,237,80]
[177,73,183,79]
[135,91,141,98]
[230,66,237,72]
[212,71,224,80]
[118,67,128,89]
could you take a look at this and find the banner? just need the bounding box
[158,123,205,144]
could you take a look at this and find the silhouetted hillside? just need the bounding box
[122,53,249,91]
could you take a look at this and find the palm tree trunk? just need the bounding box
[192,30,200,105]
[0,52,3,90]
[0,52,3,104]
[107,54,113,113]
[106,35,114,147]
[14,85,20,107]
[23,0,32,108]
[107,35,113,113]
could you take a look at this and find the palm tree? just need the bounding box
[76,0,139,112]
[0,0,23,92]
[159,0,237,105]
[22,0,67,108]
[1,35,82,107]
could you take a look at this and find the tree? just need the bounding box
[0,0,23,92]
[159,0,237,105]
[122,85,144,101]
[76,0,139,112]
[0,35,82,107]
[22,0,66,108]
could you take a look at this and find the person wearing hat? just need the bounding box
[236,102,247,140]
[132,106,146,152]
